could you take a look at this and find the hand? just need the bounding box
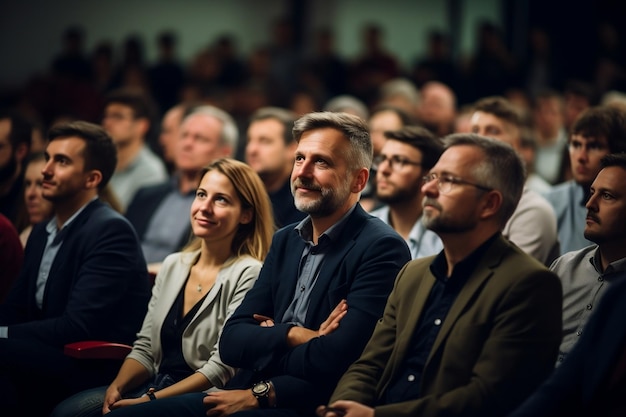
[253,314,275,327]
[316,401,374,417]
[287,299,348,347]
[203,389,258,417]
[108,396,150,411]
[102,386,123,414]
[319,299,348,335]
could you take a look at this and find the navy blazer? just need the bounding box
[0,199,151,347]
[219,204,412,412]
[509,271,626,416]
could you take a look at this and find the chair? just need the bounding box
[64,271,156,360]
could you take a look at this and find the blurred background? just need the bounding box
[1,0,624,128]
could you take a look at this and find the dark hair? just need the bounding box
[249,107,297,145]
[600,153,626,170]
[0,109,33,152]
[47,121,117,191]
[369,103,418,126]
[564,79,600,106]
[383,126,444,171]
[571,105,626,154]
[103,87,158,122]
[473,96,525,129]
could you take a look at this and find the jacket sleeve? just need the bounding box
[220,226,411,410]
[7,215,150,346]
[333,267,563,417]
[329,262,411,406]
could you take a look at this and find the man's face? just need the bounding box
[584,166,626,244]
[470,111,521,152]
[175,114,228,173]
[569,134,610,186]
[102,103,141,146]
[369,110,404,156]
[159,106,184,163]
[245,118,293,178]
[533,97,563,136]
[375,139,424,205]
[41,137,90,202]
[0,118,17,182]
[291,128,357,217]
[421,145,487,234]
[419,84,455,126]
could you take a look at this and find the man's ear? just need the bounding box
[84,170,103,190]
[15,142,29,163]
[351,167,370,193]
[135,117,150,137]
[479,190,503,220]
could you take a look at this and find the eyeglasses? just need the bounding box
[372,155,422,171]
[422,173,492,194]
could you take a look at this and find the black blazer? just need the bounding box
[219,204,412,413]
[0,199,151,347]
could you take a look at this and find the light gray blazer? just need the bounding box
[126,250,261,388]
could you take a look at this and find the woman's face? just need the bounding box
[24,159,54,224]
[190,170,252,244]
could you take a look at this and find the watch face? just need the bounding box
[252,382,269,395]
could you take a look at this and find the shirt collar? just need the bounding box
[588,246,626,277]
[294,203,357,246]
[46,196,97,238]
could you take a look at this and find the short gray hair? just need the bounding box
[186,105,239,154]
[293,111,372,171]
[443,133,525,227]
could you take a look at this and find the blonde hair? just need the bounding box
[183,158,275,261]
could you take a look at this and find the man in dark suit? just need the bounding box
[0,121,151,415]
[106,112,411,417]
[319,133,563,417]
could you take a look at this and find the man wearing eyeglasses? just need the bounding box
[318,133,562,417]
[542,105,626,255]
[370,126,444,259]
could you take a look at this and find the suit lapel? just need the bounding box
[427,236,507,363]
[305,206,366,325]
[274,232,307,319]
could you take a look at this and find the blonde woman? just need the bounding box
[52,158,275,417]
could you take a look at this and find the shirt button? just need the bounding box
[576,330,582,336]
[434,318,442,326]
[407,374,415,382]
[598,276,604,282]
[586,304,592,310]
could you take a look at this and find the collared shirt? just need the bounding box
[551,244,626,364]
[369,205,443,260]
[382,233,499,404]
[542,180,593,255]
[281,204,356,325]
[0,197,96,338]
[141,185,196,264]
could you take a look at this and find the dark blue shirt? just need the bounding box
[382,233,499,404]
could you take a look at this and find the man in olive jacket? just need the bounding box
[319,134,563,417]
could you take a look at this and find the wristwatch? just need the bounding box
[251,380,272,408]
